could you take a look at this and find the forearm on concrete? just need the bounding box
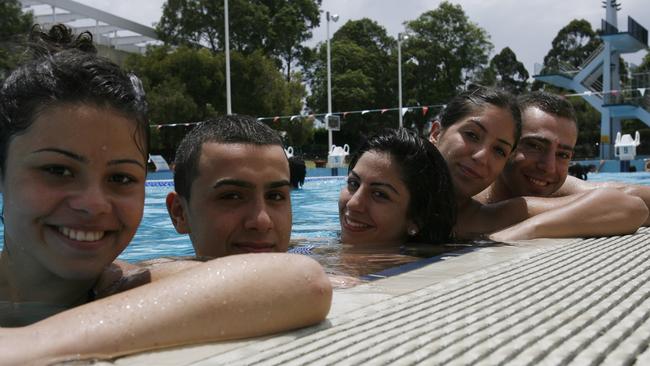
[490,188,648,241]
[1,253,332,365]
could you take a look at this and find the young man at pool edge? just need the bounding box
[474,91,649,239]
[166,115,292,258]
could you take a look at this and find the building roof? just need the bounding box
[19,0,159,54]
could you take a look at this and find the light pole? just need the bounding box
[326,11,339,149]
[397,32,408,128]
[225,0,232,114]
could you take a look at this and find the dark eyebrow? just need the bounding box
[469,120,514,149]
[522,135,575,152]
[521,135,551,146]
[349,170,399,195]
[33,148,86,162]
[267,180,291,189]
[212,179,291,190]
[213,179,254,189]
[109,159,146,170]
[33,148,145,170]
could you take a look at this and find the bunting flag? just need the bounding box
[640,88,646,97]
[148,103,447,129]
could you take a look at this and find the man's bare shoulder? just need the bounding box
[554,176,599,196]
[474,187,491,204]
[475,183,511,204]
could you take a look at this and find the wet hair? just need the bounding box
[518,91,577,125]
[0,24,150,176]
[347,128,456,244]
[173,114,284,200]
[438,86,522,146]
[289,156,306,189]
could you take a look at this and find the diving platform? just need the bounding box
[533,1,649,160]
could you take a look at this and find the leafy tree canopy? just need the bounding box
[542,19,601,72]
[481,47,529,94]
[126,45,306,154]
[304,18,397,146]
[403,1,492,105]
[156,0,321,80]
[0,0,33,81]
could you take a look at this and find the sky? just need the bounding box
[64,0,650,75]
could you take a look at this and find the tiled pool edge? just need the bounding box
[97,234,615,365]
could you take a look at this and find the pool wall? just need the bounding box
[149,158,650,178]
[577,158,649,172]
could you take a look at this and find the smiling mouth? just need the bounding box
[526,175,550,187]
[343,216,371,230]
[57,226,106,242]
[458,164,483,180]
[232,243,276,253]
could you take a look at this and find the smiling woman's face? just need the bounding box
[338,150,415,247]
[433,104,517,200]
[1,103,146,280]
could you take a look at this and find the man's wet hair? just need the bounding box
[172,115,284,200]
[518,91,577,124]
[0,24,150,176]
[347,128,456,244]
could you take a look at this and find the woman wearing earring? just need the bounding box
[338,128,456,248]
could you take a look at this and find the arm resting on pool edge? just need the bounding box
[557,175,650,226]
[0,253,333,365]
[489,188,648,241]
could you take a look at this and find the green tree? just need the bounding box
[0,0,33,81]
[481,47,529,94]
[156,0,321,80]
[304,18,396,147]
[639,52,650,72]
[264,0,321,81]
[570,97,601,158]
[542,19,601,73]
[126,45,304,154]
[402,1,492,133]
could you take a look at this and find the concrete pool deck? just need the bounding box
[88,228,650,365]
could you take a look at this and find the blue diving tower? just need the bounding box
[534,0,649,159]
